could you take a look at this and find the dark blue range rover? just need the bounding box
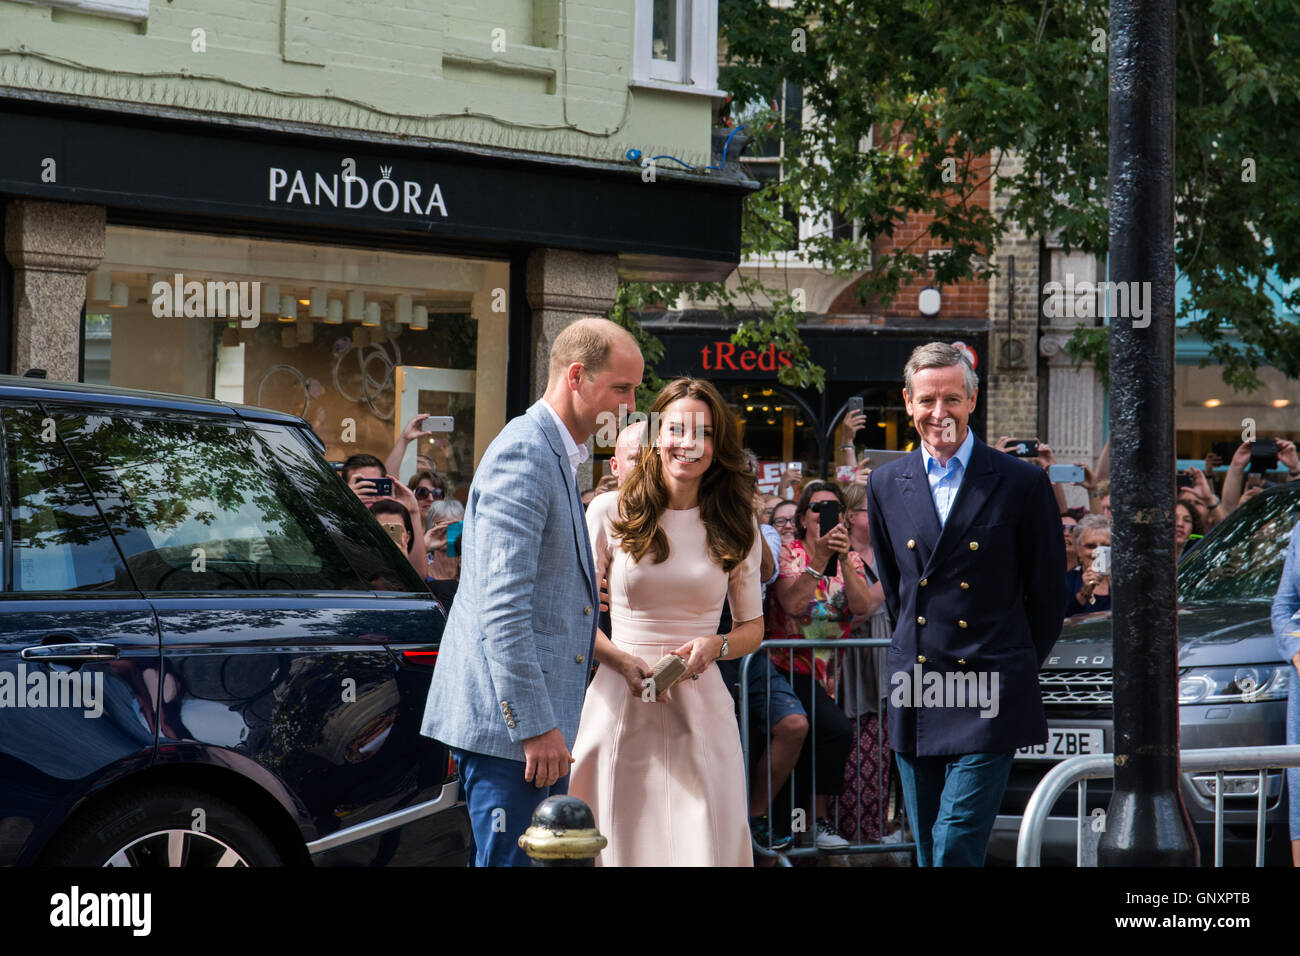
[0,376,469,866]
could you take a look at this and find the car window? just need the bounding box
[251,424,428,593]
[50,409,369,592]
[2,405,134,592]
[1178,484,1300,602]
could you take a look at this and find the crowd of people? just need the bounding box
[330,321,1300,867]
[338,425,465,609]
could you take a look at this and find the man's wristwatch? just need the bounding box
[717,635,729,660]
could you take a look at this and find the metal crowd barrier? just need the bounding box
[1016,745,1300,867]
[739,637,917,866]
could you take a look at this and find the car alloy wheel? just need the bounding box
[104,828,249,867]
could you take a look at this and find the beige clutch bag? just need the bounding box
[650,654,689,695]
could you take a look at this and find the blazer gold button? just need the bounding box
[575,654,585,663]
[958,619,968,628]
[907,539,916,549]
[960,581,970,590]
[584,605,593,615]
[917,655,927,663]
[916,615,926,625]
[919,578,928,587]
[969,541,979,551]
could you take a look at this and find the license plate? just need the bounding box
[1016,728,1105,761]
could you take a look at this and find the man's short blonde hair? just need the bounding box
[548,318,639,382]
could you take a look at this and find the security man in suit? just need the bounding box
[866,342,1064,866]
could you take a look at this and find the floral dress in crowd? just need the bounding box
[766,539,866,694]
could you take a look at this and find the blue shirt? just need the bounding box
[920,428,976,527]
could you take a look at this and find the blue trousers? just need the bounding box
[895,750,1014,867]
[452,748,569,867]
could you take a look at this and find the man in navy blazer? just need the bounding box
[867,342,1064,866]
[421,318,642,866]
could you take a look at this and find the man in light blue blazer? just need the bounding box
[421,317,643,866]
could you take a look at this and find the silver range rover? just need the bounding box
[987,482,1297,866]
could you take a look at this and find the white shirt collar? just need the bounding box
[920,427,976,474]
[540,399,590,477]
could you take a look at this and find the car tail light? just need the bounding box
[402,649,438,667]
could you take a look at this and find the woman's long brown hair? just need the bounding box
[612,378,756,571]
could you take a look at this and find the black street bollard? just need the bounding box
[1098,0,1198,865]
[517,795,607,867]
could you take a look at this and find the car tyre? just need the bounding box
[41,785,284,867]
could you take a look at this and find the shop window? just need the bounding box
[84,227,510,505]
[632,0,719,91]
[724,384,821,487]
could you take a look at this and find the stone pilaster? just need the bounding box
[525,247,620,489]
[4,200,106,382]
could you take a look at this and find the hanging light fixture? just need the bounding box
[310,288,328,318]
[410,305,428,330]
[325,299,343,325]
[346,290,364,321]
[362,301,380,327]
[279,295,297,322]
[395,293,413,325]
[262,284,281,315]
[109,281,129,308]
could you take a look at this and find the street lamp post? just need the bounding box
[1098,0,1199,865]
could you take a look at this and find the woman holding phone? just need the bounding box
[1066,514,1111,617]
[424,499,464,608]
[768,479,876,848]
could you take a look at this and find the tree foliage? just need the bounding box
[617,0,1300,395]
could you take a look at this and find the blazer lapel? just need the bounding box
[528,402,596,597]
[924,438,1001,577]
[895,450,942,567]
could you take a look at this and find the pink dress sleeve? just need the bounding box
[727,519,765,623]
[585,490,617,585]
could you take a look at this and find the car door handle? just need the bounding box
[20,643,121,664]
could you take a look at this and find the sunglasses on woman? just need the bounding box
[414,486,445,501]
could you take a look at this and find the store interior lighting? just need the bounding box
[279,295,297,322]
[309,288,327,318]
[362,301,380,327]
[346,290,364,321]
[325,299,343,324]
[262,284,280,315]
[395,293,412,325]
[109,281,129,308]
[410,305,428,330]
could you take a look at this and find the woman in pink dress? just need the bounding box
[569,378,765,866]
